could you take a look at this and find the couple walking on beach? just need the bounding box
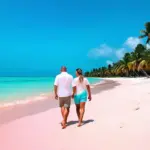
[54,66,92,129]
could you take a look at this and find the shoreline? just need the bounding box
[0,79,117,126]
[0,77,101,108]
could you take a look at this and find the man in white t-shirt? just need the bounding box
[54,66,73,129]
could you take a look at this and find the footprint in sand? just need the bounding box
[120,122,125,128]
[134,101,140,111]
[134,107,140,111]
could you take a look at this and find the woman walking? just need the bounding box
[72,68,92,127]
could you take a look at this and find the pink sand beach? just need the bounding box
[0,78,150,150]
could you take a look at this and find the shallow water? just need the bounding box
[0,77,101,104]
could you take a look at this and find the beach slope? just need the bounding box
[0,78,150,150]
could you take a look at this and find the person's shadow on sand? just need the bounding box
[67,119,94,126]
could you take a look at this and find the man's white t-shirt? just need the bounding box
[72,77,90,95]
[54,72,73,97]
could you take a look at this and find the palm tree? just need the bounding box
[138,50,150,77]
[130,44,150,77]
[98,68,103,77]
[85,25,150,78]
[85,71,90,77]
[139,22,150,44]
[107,64,112,76]
[134,44,146,54]
[128,44,146,76]
[138,60,150,78]
[115,53,131,76]
[101,67,107,77]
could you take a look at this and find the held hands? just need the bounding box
[72,94,74,99]
[88,95,92,101]
[55,94,58,100]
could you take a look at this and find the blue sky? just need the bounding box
[0,0,150,76]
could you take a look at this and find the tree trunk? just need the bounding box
[134,70,139,77]
[141,69,150,78]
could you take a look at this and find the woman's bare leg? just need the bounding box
[76,104,80,120]
[78,102,86,127]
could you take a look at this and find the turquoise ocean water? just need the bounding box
[0,77,101,105]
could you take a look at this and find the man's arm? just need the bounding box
[54,85,58,100]
[72,86,76,98]
[72,78,76,98]
[54,76,58,100]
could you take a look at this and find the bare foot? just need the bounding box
[77,123,83,127]
[61,121,67,126]
[61,121,67,129]
[62,124,66,129]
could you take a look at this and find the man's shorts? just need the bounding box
[59,96,71,108]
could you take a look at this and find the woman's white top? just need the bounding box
[72,77,90,94]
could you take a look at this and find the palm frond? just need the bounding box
[146,38,150,44]
[129,60,137,71]
[127,62,133,71]
[139,35,147,38]
[116,65,125,74]
[138,60,147,71]
[140,30,147,34]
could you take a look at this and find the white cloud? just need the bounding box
[106,60,113,65]
[115,48,126,59]
[87,36,142,61]
[146,44,150,49]
[88,44,113,58]
[124,37,141,49]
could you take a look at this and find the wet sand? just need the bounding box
[0,79,117,125]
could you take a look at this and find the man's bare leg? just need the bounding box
[62,107,70,129]
[61,106,65,118]
[61,106,65,126]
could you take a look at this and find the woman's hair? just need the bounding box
[76,68,84,83]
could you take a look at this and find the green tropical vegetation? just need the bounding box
[85,22,150,78]
[139,22,150,44]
